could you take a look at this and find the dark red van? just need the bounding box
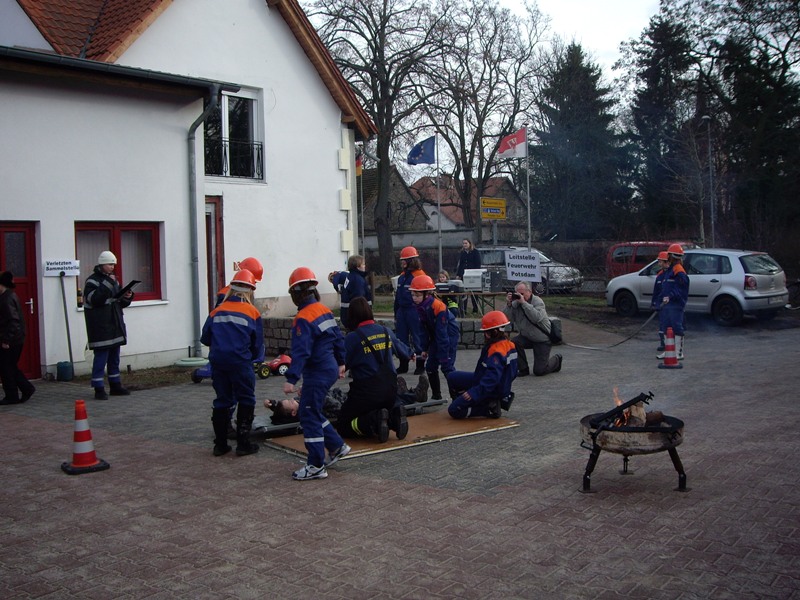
[606,241,696,279]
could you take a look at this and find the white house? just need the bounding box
[0,0,375,379]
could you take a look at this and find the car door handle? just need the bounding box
[709,279,719,283]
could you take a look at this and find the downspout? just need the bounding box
[188,84,221,357]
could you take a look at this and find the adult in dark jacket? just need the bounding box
[0,271,36,405]
[83,251,134,400]
[455,238,481,314]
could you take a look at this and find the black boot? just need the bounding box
[397,359,409,374]
[388,403,408,440]
[235,404,259,456]
[414,375,429,403]
[427,371,442,400]
[368,409,390,443]
[94,387,108,400]
[413,358,425,375]
[212,408,232,456]
[110,381,130,396]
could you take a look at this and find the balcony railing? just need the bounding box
[205,137,263,179]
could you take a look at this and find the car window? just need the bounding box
[613,246,633,262]
[740,253,782,275]
[685,254,732,275]
[636,247,662,262]
[641,261,661,276]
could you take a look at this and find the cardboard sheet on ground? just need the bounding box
[260,408,519,460]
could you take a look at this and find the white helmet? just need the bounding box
[98,251,117,265]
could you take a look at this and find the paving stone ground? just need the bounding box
[1,316,799,599]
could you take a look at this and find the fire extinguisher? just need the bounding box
[77,287,83,308]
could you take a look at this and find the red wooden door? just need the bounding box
[0,223,41,379]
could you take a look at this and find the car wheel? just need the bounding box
[614,290,639,317]
[257,364,271,379]
[712,296,743,326]
[277,364,289,376]
[533,279,547,295]
[191,369,203,384]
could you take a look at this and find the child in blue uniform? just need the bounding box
[410,274,459,401]
[201,269,264,457]
[329,255,372,330]
[394,246,426,374]
[283,267,349,481]
[657,244,690,360]
[447,311,518,419]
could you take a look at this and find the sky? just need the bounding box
[501,0,662,76]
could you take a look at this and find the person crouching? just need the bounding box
[446,311,518,419]
[201,269,264,457]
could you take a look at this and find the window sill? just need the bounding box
[76,299,169,312]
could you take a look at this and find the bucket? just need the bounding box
[57,361,74,382]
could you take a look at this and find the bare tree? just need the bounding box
[308,0,447,273]
[414,0,547,242]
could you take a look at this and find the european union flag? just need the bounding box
[407,136,435,165]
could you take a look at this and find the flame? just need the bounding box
[613,386,628,426]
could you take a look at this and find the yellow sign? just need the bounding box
[480,197,507,220]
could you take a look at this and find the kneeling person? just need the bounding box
[446,311,518,419]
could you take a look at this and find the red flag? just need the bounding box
[355,152,363,176]
[498,127,527,159]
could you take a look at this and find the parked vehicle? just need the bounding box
[605,248,789,326]
[606,241,697,280]
[477,246,583,293]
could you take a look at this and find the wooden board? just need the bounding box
[261,408,519,460]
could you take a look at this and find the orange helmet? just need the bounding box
[236,257,263,282]
[667,243,684,259]
[657,251,669,261]
[409,274,436,292]
[288,267,318,291]
[230,269,257,290]
[400,246,419,260]
[479,311,510,332]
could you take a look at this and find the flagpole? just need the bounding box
[524,125,531,250]
[436,134,442,272]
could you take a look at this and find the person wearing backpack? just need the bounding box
[502,281,562,377]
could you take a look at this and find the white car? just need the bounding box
[606,248,789,326]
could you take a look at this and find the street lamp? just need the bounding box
[701,115,716,247]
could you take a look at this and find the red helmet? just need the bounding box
[288,267,318,291]
[400,246,419,260]
[667,243,684,259]
[479,311,510,332]
[657,251,669,261]
[230,269,257,290]
[409,274,436,292]
[236,257,263,282]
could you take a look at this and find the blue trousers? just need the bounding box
[395,305,422,354]
[299,379,345,468]
[210,362,256,411]
[661,304,685,336]
[91,346,121,389]
[445,370,495,419]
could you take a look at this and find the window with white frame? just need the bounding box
[204,90,263,179]
[75,223,161,301]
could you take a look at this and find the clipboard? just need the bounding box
[116,280,141,298]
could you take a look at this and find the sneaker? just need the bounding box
[390,405,408,440]
[325,443,351,467]
[656,351,666,360]
[397,376,408,396]
[293,464,328,480]
[415,375,430,403]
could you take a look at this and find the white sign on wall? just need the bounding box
[44,260,81,277]
[505,251,541,282]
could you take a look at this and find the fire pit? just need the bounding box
[579,392,687,493]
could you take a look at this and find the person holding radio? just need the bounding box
[502,281,562,377]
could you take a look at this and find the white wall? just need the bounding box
[117,0,358,311]
[0,75,206,374]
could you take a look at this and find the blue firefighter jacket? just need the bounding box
[200,296,264,366]
[285,297,345,386]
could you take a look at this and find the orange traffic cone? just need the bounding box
[658,327,683,370]
[61,400,110,475]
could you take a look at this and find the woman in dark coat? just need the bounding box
[455,238,481,314]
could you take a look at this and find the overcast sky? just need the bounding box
[500,0,662,76]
